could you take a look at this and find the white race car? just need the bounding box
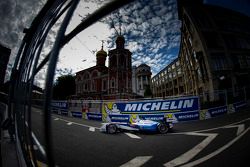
[100,118,173,134]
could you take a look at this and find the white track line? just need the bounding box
[89,127,95,132]
[52,116,100,130]
[120,156,152,167]
[224,124,245,136]
[31,131,46,156]
[164,133,217,167]
[67,122,73,125]
[171,117,250,135]
[180,127,250,167]
[124,133,141,139]
[25,122,46,156]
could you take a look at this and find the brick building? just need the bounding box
[75,35,132,99]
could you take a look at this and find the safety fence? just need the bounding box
[51,94,247,123]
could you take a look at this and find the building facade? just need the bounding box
[178,0,250,101]
[75,35,132,99]
[152,0,250,101]
[0,44,11,86]
[132,64,152,97]
[151,58,184,98]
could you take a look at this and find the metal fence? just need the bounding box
[199,87,248,109]
[4,0,135,166]
[3,0,249,166]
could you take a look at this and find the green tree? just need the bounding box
[53,74,75,100]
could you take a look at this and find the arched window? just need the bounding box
[111,78,115,88]
[91,70,98,78]
[83,72,90,80]
[92,80,96,91]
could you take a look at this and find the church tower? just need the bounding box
[108,35,132,97]
[96,43,107,66]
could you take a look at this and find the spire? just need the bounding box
[101,40,104,50]
[96,41,107,66]
[115,35,125,49]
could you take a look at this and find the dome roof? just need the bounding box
[116,35,125,43]
[96,48,107,57]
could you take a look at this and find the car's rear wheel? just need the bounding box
[107,124,117,134]
[158,123,168,134]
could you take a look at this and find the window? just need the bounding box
[102,80,107,91]
[92,80,96,91]
[238,55,248,68]
[204,32,223,49]
[177,68,182,75]
[92,71,98,78]
[211,53,229,70]
[111,78,115,88]
[172,64,175,70]
[84,83,88,90]
[173,71,176,78]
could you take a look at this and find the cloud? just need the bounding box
[1,0,181,84]
[0,0,47,82]
[103,0,181,75]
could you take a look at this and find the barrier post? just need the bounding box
[243,87,247,102]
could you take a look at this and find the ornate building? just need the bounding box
[132,64,152,97]
[75,35,132,99]
[108,35,132,95]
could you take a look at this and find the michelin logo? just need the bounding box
[124,99,195,112]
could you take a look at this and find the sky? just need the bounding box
[0,0,250,87]
[57,0,181,77]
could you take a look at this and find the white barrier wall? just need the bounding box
[50,98,247,123]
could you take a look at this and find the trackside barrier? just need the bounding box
[51,100,68,116]
[200,101,247,120]
[50,97,247,123]
[101,96,199,123]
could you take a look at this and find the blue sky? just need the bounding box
[106,0,181,74]
[0,0,250,85]
[59,0,181,77]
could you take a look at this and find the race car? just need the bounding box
[100,117,173,134]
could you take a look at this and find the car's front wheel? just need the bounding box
[158,123,168,134]
[106,124,117,134]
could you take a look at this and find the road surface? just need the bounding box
[30,107,250,167]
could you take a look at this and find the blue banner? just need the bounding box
[174,111,199,122]
[140,115,164,121]
[71,111,82,118]
[208,106,227,117]
[61,109,68,116]
[233,101,246,112]
[87,113,102,121]
[51,101,68,109]
[109,114,130,122]
[114,96,199,114]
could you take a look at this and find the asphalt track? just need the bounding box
[30,107,250,167]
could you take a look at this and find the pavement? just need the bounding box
[1,104,250,167]
[30,106,250,167]
[0,103,19,167]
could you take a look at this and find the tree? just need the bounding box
[53,74,75,100]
